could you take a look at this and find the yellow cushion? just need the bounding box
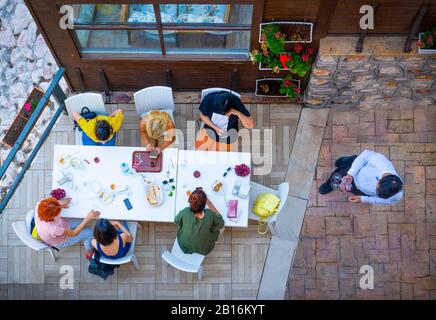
[252,193,280,219]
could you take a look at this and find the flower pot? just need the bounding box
[255,78,301,98]
[2,87,46,148]
[259,21,313,44]
[418,32,436,54]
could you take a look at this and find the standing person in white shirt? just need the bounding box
[319,150,404,205]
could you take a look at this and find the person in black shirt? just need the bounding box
[195,91,254,152]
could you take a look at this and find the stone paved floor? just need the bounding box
[287,101,436,299]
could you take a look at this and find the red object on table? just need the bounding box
[132,151,163,173]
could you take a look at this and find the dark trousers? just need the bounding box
[328,155,367,196]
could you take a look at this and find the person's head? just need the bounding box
[93,219,117,246]
[376,174,403,199]
[214,91,233,114]
[37,197,62,222]
[94,120,113,142]
[188,188,208,213]
[145,111,170,140]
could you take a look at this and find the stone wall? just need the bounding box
[304,37,436,109]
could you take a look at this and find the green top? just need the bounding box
[175,207,225,255]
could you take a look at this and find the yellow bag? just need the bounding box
[252,193,280,234]
[31,224,41,240]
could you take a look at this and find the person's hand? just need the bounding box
[145,143,153,151]
[111,220,122,230]
[86,210,100,221]
[214,126,224,136]
[348,196,361,203]
[226,109,239,117]
[153,147,162,155]
[59,197,72,208]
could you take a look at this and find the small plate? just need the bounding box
[211,180,225,195]
[140,173,155,186]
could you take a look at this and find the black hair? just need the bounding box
[214,91,233,114]
[376,174,403,199]
[95,120,113,141]
[93,219,117,246]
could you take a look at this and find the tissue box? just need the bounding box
[237,182,250,199]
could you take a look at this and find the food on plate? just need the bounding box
[212,180,224,193]
[146,184,162,206]
[110,184,116,190]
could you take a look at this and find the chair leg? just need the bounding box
[267,221,276,235]
[197,266,204,281]
[48,248,57,262]
[131,255,140,270]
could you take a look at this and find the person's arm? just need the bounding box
[138,117,153,151]
[347,150,377,178]
[72,112,82,122]
[206,198,221,216]
[63,210,100,237]
[111,221,133,243]
[350,190,403,205]
[200,113,223,136]
[159,119,177,150]
[110,108,124,117]
[226,109,254,129]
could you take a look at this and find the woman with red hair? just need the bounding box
[35,197,99,258]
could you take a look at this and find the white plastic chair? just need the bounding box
[95,221,140,270]
[12,210,58,262]
[161,238,206,281]
[64,93,107,145]
[133,86,175,118]
[248,182,290,235]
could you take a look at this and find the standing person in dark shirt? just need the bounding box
[195,91,254,152]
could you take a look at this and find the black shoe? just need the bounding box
[319,180,333,195]
[335,156,355,168]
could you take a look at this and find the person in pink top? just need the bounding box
[35,197,99,259]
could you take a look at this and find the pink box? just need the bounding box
[227,199,238,218]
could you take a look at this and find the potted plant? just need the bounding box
[418,26,436,54]
[2,87,46,148]
[249,24,315,77]
[255,76,301,101]
[259,21,313,43]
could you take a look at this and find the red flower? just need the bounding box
[279,54,291,69]
[24,103,32,112]
[294,43,303,53]
[284,79,293,88]
[302,54,309,62]
[417,40,425,48]
[274,32,282,39]
[427,35,433,45]
[307,47,315,56]
[293,87,301,94]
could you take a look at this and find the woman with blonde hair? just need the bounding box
[139,110,176,154]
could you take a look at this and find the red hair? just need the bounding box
[38,198,62,222]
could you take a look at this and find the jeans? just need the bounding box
[81,131,116,146]
[56,219,93,251]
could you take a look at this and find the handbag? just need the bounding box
[88,251,119,280]
[74,107,97,131]
[252,193,280,235]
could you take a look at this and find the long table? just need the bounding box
[52,145,251,227]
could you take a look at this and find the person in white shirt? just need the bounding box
[319,150,404,205]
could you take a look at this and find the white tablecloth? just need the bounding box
[175,150,251,228]
[52,145,178,222]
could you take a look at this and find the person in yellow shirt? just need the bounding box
[73,109,124,146]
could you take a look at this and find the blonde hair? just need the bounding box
[145,111,171,142]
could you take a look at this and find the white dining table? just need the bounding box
[52,145,251,227]
[52,145,178,222]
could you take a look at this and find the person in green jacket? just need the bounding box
[175,187,224,255]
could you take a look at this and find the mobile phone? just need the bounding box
[123,198,133,210]
[150,150,158,159]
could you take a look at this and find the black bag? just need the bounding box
[74,107,98,131]
[88,251,119,280]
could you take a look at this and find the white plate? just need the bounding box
[211,180,225,195]
[145,184,163,207]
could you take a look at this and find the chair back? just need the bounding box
[276,182,290,213]
[64,93,107,120]
[97,221,138,265]
[200,87,241,103]
[12,210,49,252]
[133,86,175,117]
[161,239,205,273]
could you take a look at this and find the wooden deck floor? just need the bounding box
[0,102,302,299]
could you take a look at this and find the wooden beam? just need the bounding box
[98,68,111,103]
[165,69,173,87]
[356,2,379,53]
[404,2,429,53]
[153,4,166,55]
[231,68,239,91]
[312,0,338,43]
[74,67,86,92]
